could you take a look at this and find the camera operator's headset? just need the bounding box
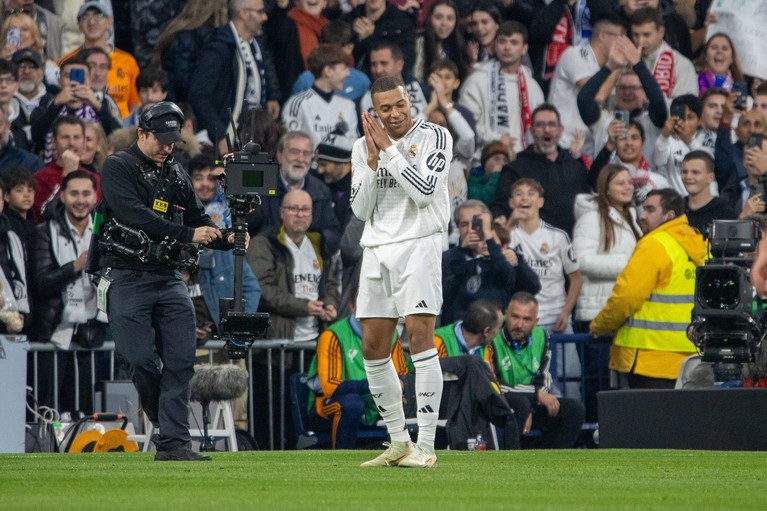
[138,101,185,134]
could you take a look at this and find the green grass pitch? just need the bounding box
[1,449,766,510]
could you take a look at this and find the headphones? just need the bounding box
[139,101,185,131]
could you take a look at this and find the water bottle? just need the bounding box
[475,433,487,451]
[467,437,477,451]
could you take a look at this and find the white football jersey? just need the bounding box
[282,88,358,147]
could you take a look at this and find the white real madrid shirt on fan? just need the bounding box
[285,236,322,342]
[281,87,359,148]
[350,118,453,248]
[510,220,580,325]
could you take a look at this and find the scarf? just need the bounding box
[651,41,676,98]
[49,218,98,349]
[489,61,532,148]
[288,7,327,67]
[542,8,574,81]
[611,152,651,187]
[698,70,733,94]
[230,22,266,142]
[43,105,99,164]
[573,0,592,45]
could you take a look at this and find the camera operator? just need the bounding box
[98,101,236,462]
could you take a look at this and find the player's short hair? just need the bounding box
[462,300,502,335]
[629,6,663,28]
[511,177,544,197]
[509,291,538,308]
[308,44,348,79]
[645,188,685,217]
[496,20,527,43]
[370,75,406,99]
[683,150,715,174]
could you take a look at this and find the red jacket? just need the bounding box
[33,162,101,223]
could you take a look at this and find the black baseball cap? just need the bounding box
[12,48,42,68]
[139,101,184,145]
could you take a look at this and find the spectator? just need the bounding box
[188,0,281,158]
[244,131,341,255]
[682,150,737,237]
[435,298,502,359]
[0,106,42,173]
[754,83,767,120]
[236,107,284,160]
[714,100,765,213]
[281,44,358,148]
[315,133,355,227]
[151,0,228,104]
[0,59,30,151]
[460,21,545,158]
[507,177,583,396]
[306,306,409,449]
[577,41,668,169]
[629,7,698,101]
[57,2,141,119]
[591,119,670,206]
[12,49,52,115]
[467,140,513,208]
[80,46,121,121]
[28,170,104,413]
[694,32,744,95]
[291,20,371,103]
[486,291,585,448]
[467,2,500,64]
[129,0,186,68]
[358,42,430,122]
[122,66,169,129]
[1,165,36,250]
[342,0,416,76]
[0,11,60,87]
[2,0,65,61]
[547,14,625,159]
[30,55,121,162]
[80,121,107,173]
[441,200,540,325]
[653,94,702,196]
[415,0,470,83]
[246,188,339,449]
[492,104,591,236]
[32,115,101,223]
[267,0,328,103]
[618,0,692,59]
[590,189,707,388]
[695,87,726,157]
[0,177,27,336]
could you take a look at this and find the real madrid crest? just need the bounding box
[540,242,549,254]
[408,144,418,158]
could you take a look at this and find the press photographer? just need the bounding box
[96,101,238,462]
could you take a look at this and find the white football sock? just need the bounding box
[364,356,410,443]
[411,348,443,451]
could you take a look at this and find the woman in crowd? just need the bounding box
[415,0,470,82]
[591,119,669,206]
[0,12,59,87]
[152,0,228,103]
[694,32,745,94]
[80,121,109,173]
[466,2,501,64]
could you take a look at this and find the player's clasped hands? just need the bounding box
[362,112,392,171]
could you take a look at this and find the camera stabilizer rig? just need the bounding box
[217,141,279,358]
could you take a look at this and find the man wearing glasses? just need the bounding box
[491,104,591,237]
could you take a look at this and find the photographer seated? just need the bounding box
[591,189,708,388]
[187,153,262,431]
[246,188,340,448]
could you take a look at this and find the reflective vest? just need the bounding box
[484,326,547,387]
[613,231,697,353]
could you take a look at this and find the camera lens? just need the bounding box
[699,268,740,310]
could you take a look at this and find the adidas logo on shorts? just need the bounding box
[415,300,428,309]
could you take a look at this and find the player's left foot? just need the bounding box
[398,444,437,468]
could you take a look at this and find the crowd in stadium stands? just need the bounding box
[8,0,760,450]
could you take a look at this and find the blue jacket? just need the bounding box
[198,248,261,329]
[0,142,43,174]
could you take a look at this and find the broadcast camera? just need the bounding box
[216,140,278,359]
[690,219,766,381]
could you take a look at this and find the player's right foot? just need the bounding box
[398,444,437,468]
[360,441,413,467]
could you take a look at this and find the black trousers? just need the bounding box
[108,268,196,451]
[503,392,585,449]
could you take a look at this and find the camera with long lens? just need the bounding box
[216,142,279,358]
[691,219,765,381]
